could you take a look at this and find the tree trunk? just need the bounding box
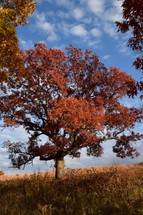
[55,157,65,179]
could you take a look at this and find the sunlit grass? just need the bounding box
[0,164,143,214]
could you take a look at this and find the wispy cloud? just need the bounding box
[103,22,117,38]
[103,55,110,60]
[90,28,102,37]
[71,24,88,37]
[85,38,102,50]
[35,12,53,31]
[55,0,74,9]
[102,0,122,23]
[103,8,122,23]
[81,0,105,16]
[34,12,58,41]
[30,0,125,52]
[19,39,34,50]
[73,8,85,20]
[118,40,131,55]
[0,126,29,143]
[112,0,123,15]
[56,11,70,19]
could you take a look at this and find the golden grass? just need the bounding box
[0,163,131,181]
[1,163,143,214]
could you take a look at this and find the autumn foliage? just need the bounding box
[116,0,143,71]
[0,0,36,81]
[0,43,143,178]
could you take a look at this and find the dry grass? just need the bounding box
[0,170,55,181]
[0,164,129,181]
[1,164,143,214]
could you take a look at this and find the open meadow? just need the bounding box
[0,164,143,214]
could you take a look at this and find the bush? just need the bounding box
[0,171,4,176]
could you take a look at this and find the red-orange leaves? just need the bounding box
[116,0,143,83]
[99,67,137,101]
[105,105,138,130]
[49,97,104,132]
[3,118,17,127]
[21,43,68,97]
[0,43,142,170]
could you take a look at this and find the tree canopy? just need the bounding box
[116,0,143,72]
[0,0,36,81]
[0,43,143,178]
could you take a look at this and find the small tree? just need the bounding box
[0,43,143,179]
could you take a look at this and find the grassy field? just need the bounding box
[0,164,143,215]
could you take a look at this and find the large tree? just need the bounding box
[0,0,36,81]
[0,43,143,178]
[116,0,143,75]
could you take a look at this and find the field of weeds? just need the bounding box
[0,164,143,215]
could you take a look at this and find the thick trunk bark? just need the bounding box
[55,157,65,179]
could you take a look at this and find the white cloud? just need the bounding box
[57,0,67,5]
[19,39,34,50]
[103,22,117,37]
[102,0,123,23]
[35,12,53,32]
[81,0,105,16]
[71,24,88,37]
[56,10,70,19]
[0,126,29,143]
[118,41,131,55]
[90,28,102,37]
[112,0,123,15]
[34,12,58,42]
[101,0,122,25]
[103,55,110,60]
[57,21,70,36]
[56,0,74,9]
[86,39,102,49]
[47,32,58,42]
[73,8,84,20]
[82,17,93,24]
[77,0,121,40]
[103,8,122,23]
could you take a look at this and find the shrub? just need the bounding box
[0,171,4,176]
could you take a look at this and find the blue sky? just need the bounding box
[0,0,143,174]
